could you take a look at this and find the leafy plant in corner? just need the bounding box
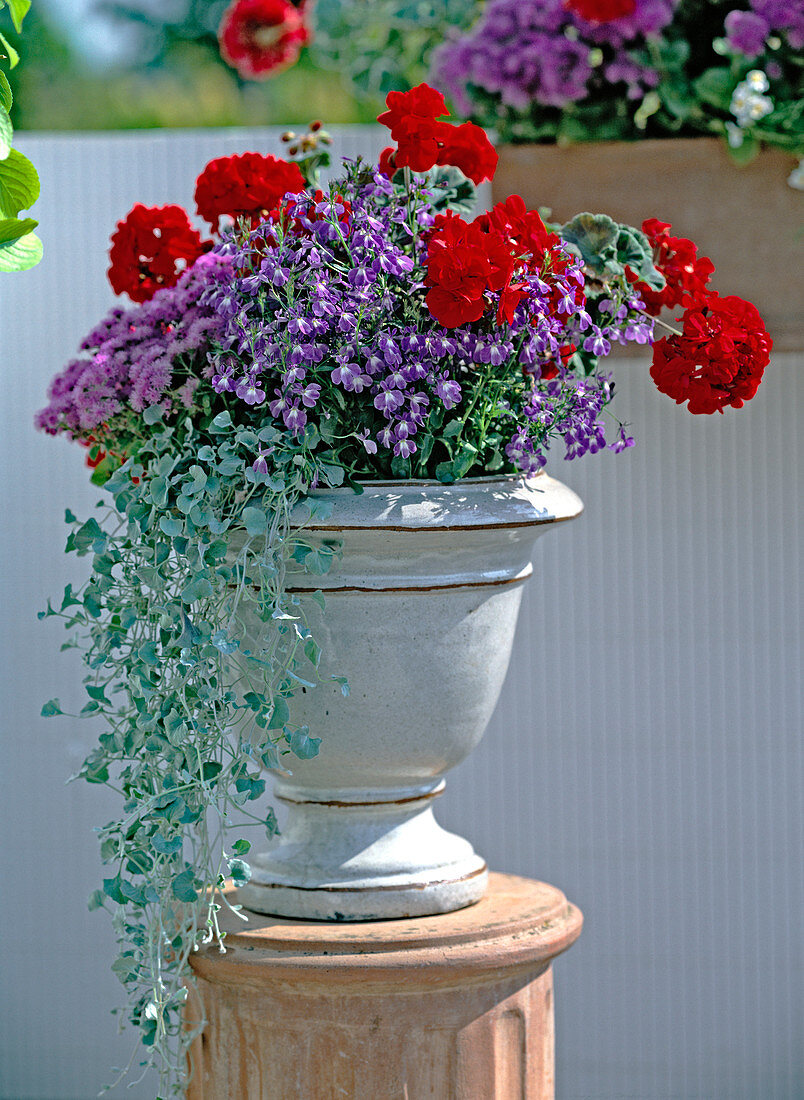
[0,0,42,273]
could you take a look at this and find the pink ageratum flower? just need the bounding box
[218,0,311,80]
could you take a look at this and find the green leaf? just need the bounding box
[209,410,233,433]
[436,459,456,484]
[102,875,126,904]
[0,70,11,111]
[0,104,11,160]
[41,699,63,717]
[242,506,267,536]
[451,446,477,480]
[211,629,239,654]
[0,29,19,69]
[0,148,40,216]
[6,0,31,34]
[142,404,165,425]
[304,636,321,668]
[289,727,321,760]
[0,229,41,271]
[232,838,251,855]
[137,640,160,666]
[560,213,620,276]
[694,67,735,112]
[181,575,213,604]
[111,955,139,982]
[171,869,198,903]
[228,858,252,887]
[88,889,105,912]
[151,832,183,856]
[268,697,290,729]
[159,515,183,537]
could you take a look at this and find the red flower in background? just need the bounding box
[650,294,771,414]
[194,152,305,230]
[108,204,208,303]
[632,218,716,315]
[378,82,498,184]
[218,0,311,79]
[563,0,636,22]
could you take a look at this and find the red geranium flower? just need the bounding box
[477,195,560,269]
[378,147,398,178]
[194,152,305,230]
[377,82,497,184]
[425,212,494,327]
[436,121,498,186]
[107,204,208,303]
[378,85,449,134]
[218,0,311,80]
[564,0,636,22]
[650,293,772,414]
[632,218,715,315]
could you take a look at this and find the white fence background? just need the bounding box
[1,128,801,1100]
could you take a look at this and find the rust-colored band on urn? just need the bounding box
[186,872,582,1099]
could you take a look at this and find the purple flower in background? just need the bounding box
[35,255,230,437]
[724,9,769,57]
[433,0,675,117]
[751,0,804,47]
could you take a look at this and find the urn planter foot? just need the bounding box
[240,781,488,920]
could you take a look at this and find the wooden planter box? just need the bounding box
[493,138,802,352]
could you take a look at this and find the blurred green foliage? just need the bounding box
[12,1,376,131]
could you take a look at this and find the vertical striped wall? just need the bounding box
[1,128,801,1099]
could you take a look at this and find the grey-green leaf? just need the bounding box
[242,506,267,536]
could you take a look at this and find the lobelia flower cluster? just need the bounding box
[36,84,771,1094]
[432,0,803,169]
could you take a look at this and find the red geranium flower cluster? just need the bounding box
[424,195,568,328]
[632,218,716,315]
[194,152,305,231]
[107,204,209,304]
[627,217,770,414]
[218,0,311,80]
[378,83,498,185]
[650,294,772,414]
[564,0,637,22]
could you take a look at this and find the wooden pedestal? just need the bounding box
[186,872,582,1099]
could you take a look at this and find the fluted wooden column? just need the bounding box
[186,872,582,1099]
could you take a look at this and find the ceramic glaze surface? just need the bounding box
[238,474,582,920]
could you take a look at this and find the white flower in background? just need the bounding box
[730,69,774,128]
[788,159,804,191]
[725,121,745,149]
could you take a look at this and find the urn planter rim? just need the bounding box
[292,471,584,531]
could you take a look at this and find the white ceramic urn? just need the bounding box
[238,474,583,921]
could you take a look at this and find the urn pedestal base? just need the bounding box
[186,872,583,1100]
